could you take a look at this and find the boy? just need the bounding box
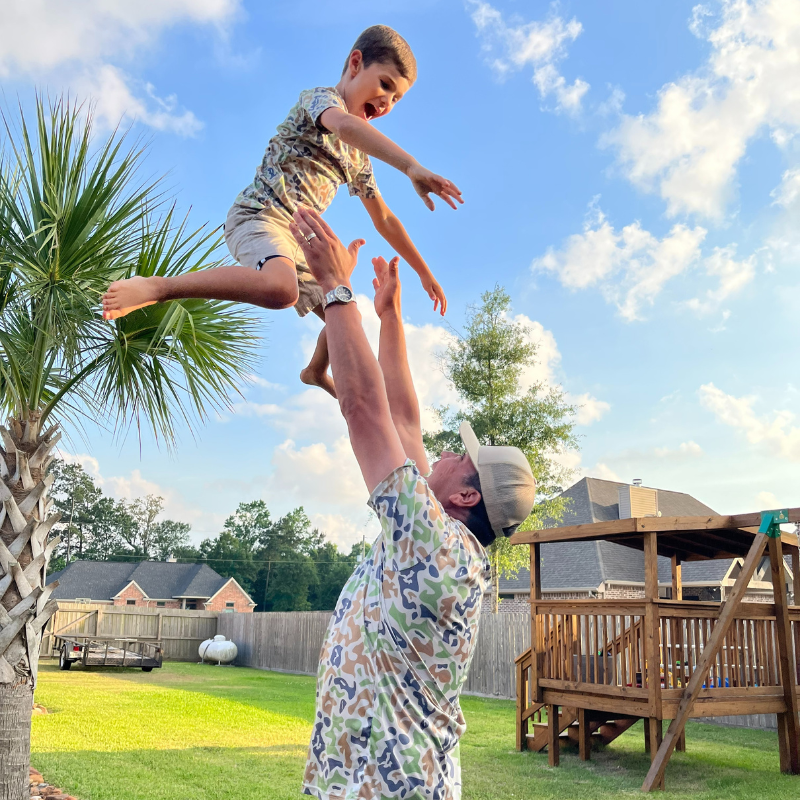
[101,25,462,398]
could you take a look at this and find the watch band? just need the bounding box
[322,285,354,310]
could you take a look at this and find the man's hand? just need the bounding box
[289,207,365,291]
[406,164,463,211]
[372,256,402,319]
[420,273,447,315]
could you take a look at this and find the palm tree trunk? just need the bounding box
[0,415,61,800]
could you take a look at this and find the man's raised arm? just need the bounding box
[289,208,407,493]
[371,256,430,475]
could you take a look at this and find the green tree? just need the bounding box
[0,97,259,797]
[252,507,322,612]
[150,519,192,561]
[49,459,105,564]
[199,530,258,595]
[308,541,358,611]
[423,287,578,612]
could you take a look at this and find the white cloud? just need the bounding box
[467,1,589,114]
[604,0,800,219]
[771,168,800,208]
[238,297,609,542]
[654,441,704,459]
[266,437,380,550]
[591,463,624,482]
[75,65,202,136]
[700,382,800,460]
[573,394,611,426]
[309,513,376,551]
[684,245,756,315]
[534,203,707,320]
[57,451,214,532]
[0,0,238,135]
[756,490,779,509]
[233,387,349,444]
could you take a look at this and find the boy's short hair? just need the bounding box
[344,25,417,84]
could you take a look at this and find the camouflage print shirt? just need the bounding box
[303,462,491,800]
[235,86,380,217]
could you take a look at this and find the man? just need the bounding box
[289,207,536,800]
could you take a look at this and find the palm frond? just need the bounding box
[0,95,262,449]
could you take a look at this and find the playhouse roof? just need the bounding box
[512,500,800,561]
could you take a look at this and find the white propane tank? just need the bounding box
[199,634,238,665]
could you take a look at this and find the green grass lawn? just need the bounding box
[32,660,797,800]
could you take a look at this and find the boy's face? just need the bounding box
[344,53,412,122]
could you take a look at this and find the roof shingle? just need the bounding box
[500,477,725,593]
[46,560,232,602]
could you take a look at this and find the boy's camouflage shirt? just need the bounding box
[236,86,379,216]
[303,462,491,800]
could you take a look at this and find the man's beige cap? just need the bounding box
[459,422,536,538]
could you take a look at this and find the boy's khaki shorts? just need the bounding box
[224,204,324,317]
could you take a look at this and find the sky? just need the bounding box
[1,0,798,549]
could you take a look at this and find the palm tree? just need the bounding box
[0,98,260,798]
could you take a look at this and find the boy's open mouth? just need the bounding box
[364,102,377,120]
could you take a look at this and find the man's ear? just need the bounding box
[448,486,481,510]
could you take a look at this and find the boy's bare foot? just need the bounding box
[300,366,337,399]
[102,276,164,320]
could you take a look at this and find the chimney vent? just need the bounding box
[619,484,658,519]
[632,478,642,487]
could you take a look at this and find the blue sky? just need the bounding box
[2,0,798,547]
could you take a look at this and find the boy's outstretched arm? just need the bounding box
[319,107,463,211]
[361,196,446,315]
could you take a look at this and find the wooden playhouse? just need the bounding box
[511,506,800,790]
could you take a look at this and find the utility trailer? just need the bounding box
[55,634,163,672]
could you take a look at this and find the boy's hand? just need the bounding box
[420,273,447,316]
[407,164,463,211]
[372,256,401,319]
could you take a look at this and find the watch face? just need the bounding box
[334,285,353,303]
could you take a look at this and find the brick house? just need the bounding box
[491,477,794,612]
[47,560,256,612]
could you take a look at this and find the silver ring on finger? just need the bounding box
[305,232,317,242]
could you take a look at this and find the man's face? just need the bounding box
[345,56,412,122]
[427,450,478,505]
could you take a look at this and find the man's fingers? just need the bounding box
[389,256,399,276]
[372,256,388,276]
[422,194,435,211]
[292,215,316,242]
[372,277,380,292]
[347,238,366,259]
[295,207,328,242]
[313,212,337,239]
[288,222,312,254]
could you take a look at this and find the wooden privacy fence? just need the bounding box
[42,602,219,661]
[219,609,779,731]
[219,610,531,698]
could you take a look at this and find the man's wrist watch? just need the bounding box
[322,284,355,311]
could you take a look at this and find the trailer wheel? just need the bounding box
[59,647,72,671]
[141,667,153,672]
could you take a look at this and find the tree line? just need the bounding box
[49,460,362,612]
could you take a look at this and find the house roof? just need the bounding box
[500,477,728,593]
[46,560,252,603]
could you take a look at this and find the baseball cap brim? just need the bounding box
[459,421,481,468]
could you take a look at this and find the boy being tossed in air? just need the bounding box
[102,25,462,398]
